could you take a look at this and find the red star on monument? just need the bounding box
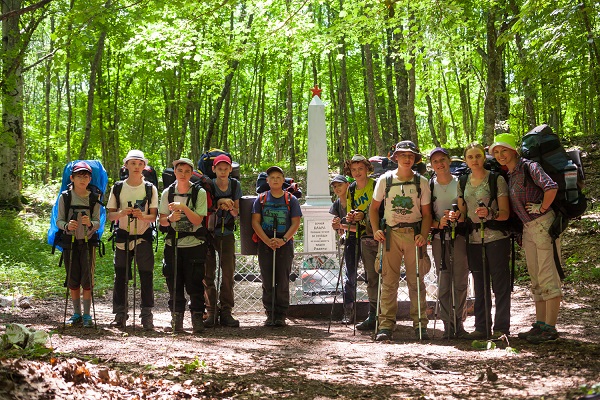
[310,85,323,98]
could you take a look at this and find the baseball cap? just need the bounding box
[266,166,284,175]
[172,157,195,170]
[429,147,450,158]
[488,133,518,155]
[330,174,348,185]
[213,154,232,166]
[123,150,148,165]
[72,161,92,174]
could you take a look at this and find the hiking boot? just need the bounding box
[441,329,453,340]
[191,312,205,334]
[455,327,471,339]
[168,312,184,333]
[141,314,154,331]
[273,318,287,327]
[203,313,217,328]
[110,313,127,329]
[466,330,488,340]
[375,329,393,341]
[341,305,353,324]
[518,322,544,340]
[415,328,430,340]
[66,313,82,327]
[264,317,275,327]
[527,328,559,344]
[82,314,94,328]
[355,314,376,331]
[220,313,240,328]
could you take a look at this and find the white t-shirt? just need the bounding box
[106,180,159,235]
[373,171,431,226]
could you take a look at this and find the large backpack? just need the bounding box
[521,124,587,224]
[48,160,108,254]
[119,165,159,187]
[256,172,303,198]
[197,149,241,180]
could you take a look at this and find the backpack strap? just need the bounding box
[349,181,357,210]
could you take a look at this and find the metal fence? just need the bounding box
[230,245,449,313]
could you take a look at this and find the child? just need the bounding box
[57,161,101,328]
[159,157,208,333]
[203,154,242,328]
[370,141,433,341]
[107,150,158,330]
[329,174,349,235]
[251,166,302,327]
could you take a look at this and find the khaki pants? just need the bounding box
[378,228,429,331]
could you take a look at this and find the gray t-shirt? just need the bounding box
[431,176,459,240]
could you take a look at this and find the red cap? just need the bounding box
[72,161,92,174]
[213,154,232,166]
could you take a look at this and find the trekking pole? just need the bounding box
[353,219,360,336]
[172,217,179,333]
[432,230,445,340]
[374,241,383,335]
[449,203,459,337]
[63,211,78,331]
[214,211,225,329]
[415,242,423,340]
[82,211,97,329]
[328,233,345,333]
[478,201,490,340]
[132,207,138,333]
[123,203,131,330]
[271,215,278,326]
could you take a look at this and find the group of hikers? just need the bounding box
[330,133,563,345]
[56,131,565,344]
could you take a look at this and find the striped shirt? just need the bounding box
[508,158,558,224]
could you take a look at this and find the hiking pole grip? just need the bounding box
[478,201,485,238]
[451,203,458,240]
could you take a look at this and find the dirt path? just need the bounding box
[1,283,599,399]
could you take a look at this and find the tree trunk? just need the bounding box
[337,38,349,170]
[43,16,53,183]
[285,68,297,179]
[363,43,385,155]
[483,7,500,145]
[385,25,399,144]
[425,94,440,147]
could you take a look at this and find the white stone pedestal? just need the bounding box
[301,205,336,253]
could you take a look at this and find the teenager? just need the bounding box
[159,157,208,333]
[457,143,511,339]
[107,150,158,330]
[203,154,242,328]
[370,141,432,341]
[251,166,302,327]
[490,133,561,344]
[56,161,101,328]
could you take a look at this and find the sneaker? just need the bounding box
[355,315,376,331]
[66,313,82,326]
[82,314,94,328]
[415,328,430,340]
[527,328,559,344]
[375,329,393,341]
[203,314,218,328]
[466,330,488,340]
[341,305,353,324]
[518,322,544,340]
[220,313,240,328]
[110,313,127,329]
[141,315,154,331]
[273,318,287,327]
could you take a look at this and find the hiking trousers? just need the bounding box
[163,243,208,314]
[378,228,429,331]
[113,240,154,316]
[258,241,293,318]
[361,237,379,315]
[204,234,236,314]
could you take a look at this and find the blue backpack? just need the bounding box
[47,160,108,253]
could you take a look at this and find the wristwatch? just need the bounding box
[282,236,289,243]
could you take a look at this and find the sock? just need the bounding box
[544,323,556,332]
[535,320,544,327]
[72,298,81,315]
[83,299,92,315]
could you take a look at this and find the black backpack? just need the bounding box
[198,149,232,180]
[256,172,303,198]
[521,124,587,226]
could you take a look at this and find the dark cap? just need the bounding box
[72,161,92,174]
[392,140,422,163]
[429,147,450,158]
[330,174,348,185]
[266,166,284,176]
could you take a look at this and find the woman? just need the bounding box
[490,133,560,344]
[457,143,511,339]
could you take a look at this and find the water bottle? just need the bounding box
[564,160,578,203]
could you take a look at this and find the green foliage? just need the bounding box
[578,383,600,396]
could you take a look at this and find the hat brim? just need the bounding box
[488,142,517,155]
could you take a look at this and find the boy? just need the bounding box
[107,150,158,330]
[251,166,302,327]
[329,174,349,235]
[370,141,432,341]
[57,161,101,328]
[342,155,378,330]
[159,157,208,333]
[203,154,242,328]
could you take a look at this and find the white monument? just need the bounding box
[302,86,336,254]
